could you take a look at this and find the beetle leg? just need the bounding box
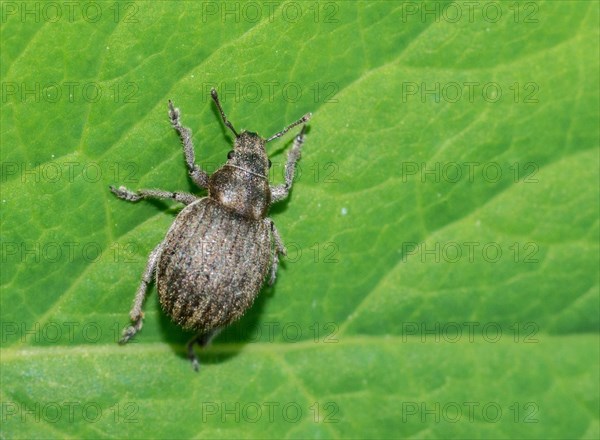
[110,185,198,205]
[187,328,222,372]
[168,100,210,189]
[119,242,163,344]
[266,219,286,285]
[270,124,307,204]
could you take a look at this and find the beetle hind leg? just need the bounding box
[119,242,163,344]
[186,328,222,372]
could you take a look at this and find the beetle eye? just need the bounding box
[268,159,272,168]
[227,150,234,159]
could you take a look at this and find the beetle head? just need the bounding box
[208,88,312,218]
[210,87,311,180]
[226,131,270,178]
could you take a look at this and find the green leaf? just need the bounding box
[1,1,598,438]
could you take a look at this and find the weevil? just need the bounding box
[110,88,311,370]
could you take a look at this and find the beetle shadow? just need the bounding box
[157,284,273,366]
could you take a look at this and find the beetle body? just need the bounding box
[110,88,310,370]
[157,197,271,333]
[157,131,274,333]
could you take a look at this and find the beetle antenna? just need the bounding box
[211,88,239,137]
[266,113,312,142]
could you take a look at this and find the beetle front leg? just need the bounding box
[270,125,306,204]
[119,242,163,344]
[168,100,210,189]
[265,218,286,285]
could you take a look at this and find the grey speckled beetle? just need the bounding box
[110,89,311,370]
